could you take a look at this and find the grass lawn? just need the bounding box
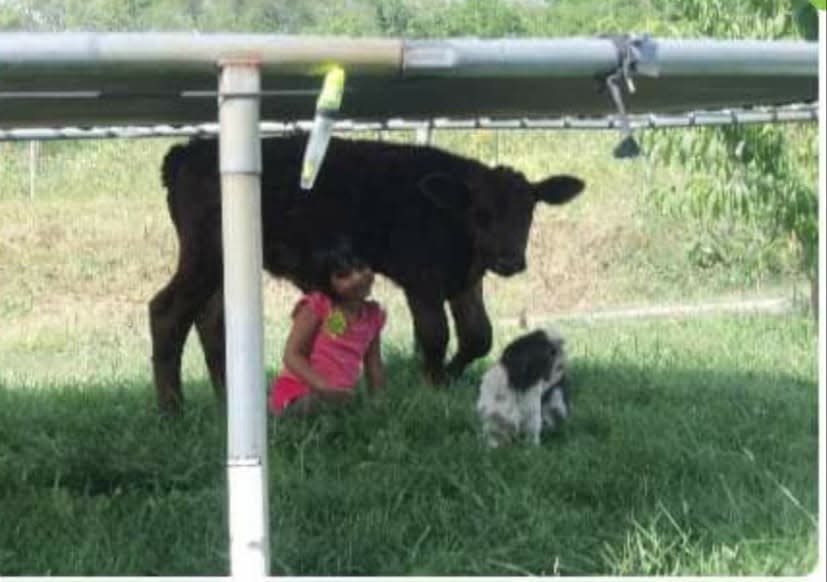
[0,313,818,575]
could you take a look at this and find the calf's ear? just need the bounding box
[418,172,470,212]
[533,175,584,205]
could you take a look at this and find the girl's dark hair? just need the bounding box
[309,236,368,298]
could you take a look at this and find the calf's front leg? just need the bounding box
[404,292,449,384]
[446,279,492,379]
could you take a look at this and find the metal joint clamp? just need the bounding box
[601,34,652,159]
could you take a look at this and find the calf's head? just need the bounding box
[420,167,584,276]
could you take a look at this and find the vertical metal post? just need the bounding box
[817,11,825,341]
[218,60,270,579]
[493,130,500,165]
[28,140,39,199]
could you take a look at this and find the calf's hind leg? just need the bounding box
[149,259,221,416]
[194,287,226,405]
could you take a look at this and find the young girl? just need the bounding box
[268,238,386,416]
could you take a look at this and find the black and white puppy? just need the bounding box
[476,327,569,447]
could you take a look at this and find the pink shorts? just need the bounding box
[268,375,311,415]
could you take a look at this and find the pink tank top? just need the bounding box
[269,292,385,413]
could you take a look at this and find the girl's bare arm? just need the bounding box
[282,305,334,394]
[363,335,385,394]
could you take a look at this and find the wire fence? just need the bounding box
[0,102,818,201]
[0,103,818,143]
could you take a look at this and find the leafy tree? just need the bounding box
[642,0,818,315]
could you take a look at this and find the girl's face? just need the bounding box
[331,264,374,302]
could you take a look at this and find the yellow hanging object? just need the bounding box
[316,67,346,111]
[300,67,346,190]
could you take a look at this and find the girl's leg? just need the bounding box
[278,393,319,418]
[277,389,355,418]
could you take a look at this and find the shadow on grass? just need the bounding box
[0,344,818,576]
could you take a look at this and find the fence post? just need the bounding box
[415,126,431,145]
[494,130,499,165]
[28,141,39,199]
[218,59,270,580]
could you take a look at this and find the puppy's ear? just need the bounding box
[543,325,563,338]
[544,328,565,352]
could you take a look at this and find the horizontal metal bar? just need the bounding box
[0,91,101,99]
[1,33,816,128]
[403,38,619,77]
[2,34,816,81]
[0,89,337,101]
[0,105,816,142]
[401,37,817,78]
[478,118,523,129]
[403,38,817,78]
[0,33,402,76]
[653,39,817,77]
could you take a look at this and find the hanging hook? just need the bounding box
[606,69,639,158]
[602,34,649,159]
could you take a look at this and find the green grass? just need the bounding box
[0,314,818,576]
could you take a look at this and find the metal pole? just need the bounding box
[218,60,270,579]
[28,140,38,199]
[493,130,499,165]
